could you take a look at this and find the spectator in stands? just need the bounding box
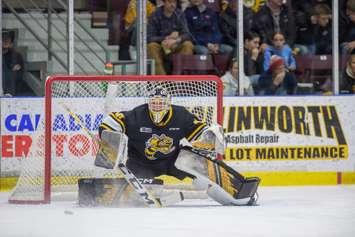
[243,31,263,93]
[340,54,355,93]
[263,32,296,72]
[244,31,263,77]
[258,55,297,95]
[219,0,254,55]
[124,0,157,51]
[221,57,254,96]
[312,3,332,55]
[2,30,24,96]
[243,5,255,36]
[340,0,355,54]
[147,0,194,75]
[292,1,316,55]
[219,0,237,53]
[107,0,131,60]
[184,0,233,55]
[251,0,296,49]
[219,0,253,55]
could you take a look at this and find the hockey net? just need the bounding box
[9,75,223,204]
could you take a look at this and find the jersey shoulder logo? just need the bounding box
[144,134,175,160]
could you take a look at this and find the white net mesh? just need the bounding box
[9,76,222,203]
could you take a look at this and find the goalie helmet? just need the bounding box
[147,87,171,124]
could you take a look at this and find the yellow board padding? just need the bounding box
[0,177,19,192]
[242,171,339,186]
[2,172,355,192]
[0,175,193,192]
[342,172,355,184]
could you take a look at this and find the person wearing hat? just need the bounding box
[257,55,297,95]
[2,30,24,96]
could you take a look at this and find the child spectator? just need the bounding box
[340,0,355,54]
[221,57,254,96]
[312,3,332,55]
[340,54,355,93]
[258,55,297,95]
[184,0,233,55]
[263,32,296,72]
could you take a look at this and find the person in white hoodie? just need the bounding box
[221,57,255,96]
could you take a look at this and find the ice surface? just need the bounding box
[1,185,355,237]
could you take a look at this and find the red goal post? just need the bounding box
[9,75,223,204]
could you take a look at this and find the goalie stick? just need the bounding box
[180,145,260,205]
[181,146,244,180]
[60,103,162,208]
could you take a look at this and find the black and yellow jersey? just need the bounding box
[99,104,207,166]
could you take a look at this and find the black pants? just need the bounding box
[126,158,193,180]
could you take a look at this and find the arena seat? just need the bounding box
[172,54,218,75]
[212,54,230,76]
[295,55,333,93]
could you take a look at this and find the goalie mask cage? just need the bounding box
[8,75,223,204]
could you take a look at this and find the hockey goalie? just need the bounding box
[79,86,260,207]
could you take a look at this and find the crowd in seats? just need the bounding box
[104,0,353,96]
[4,0,354,96]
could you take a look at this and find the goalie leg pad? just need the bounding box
[210,160,260,201]
[175,150,260,206]
[78,178,132,207]
[78,178,179,207]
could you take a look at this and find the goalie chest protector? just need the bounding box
[119,104,206,165]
